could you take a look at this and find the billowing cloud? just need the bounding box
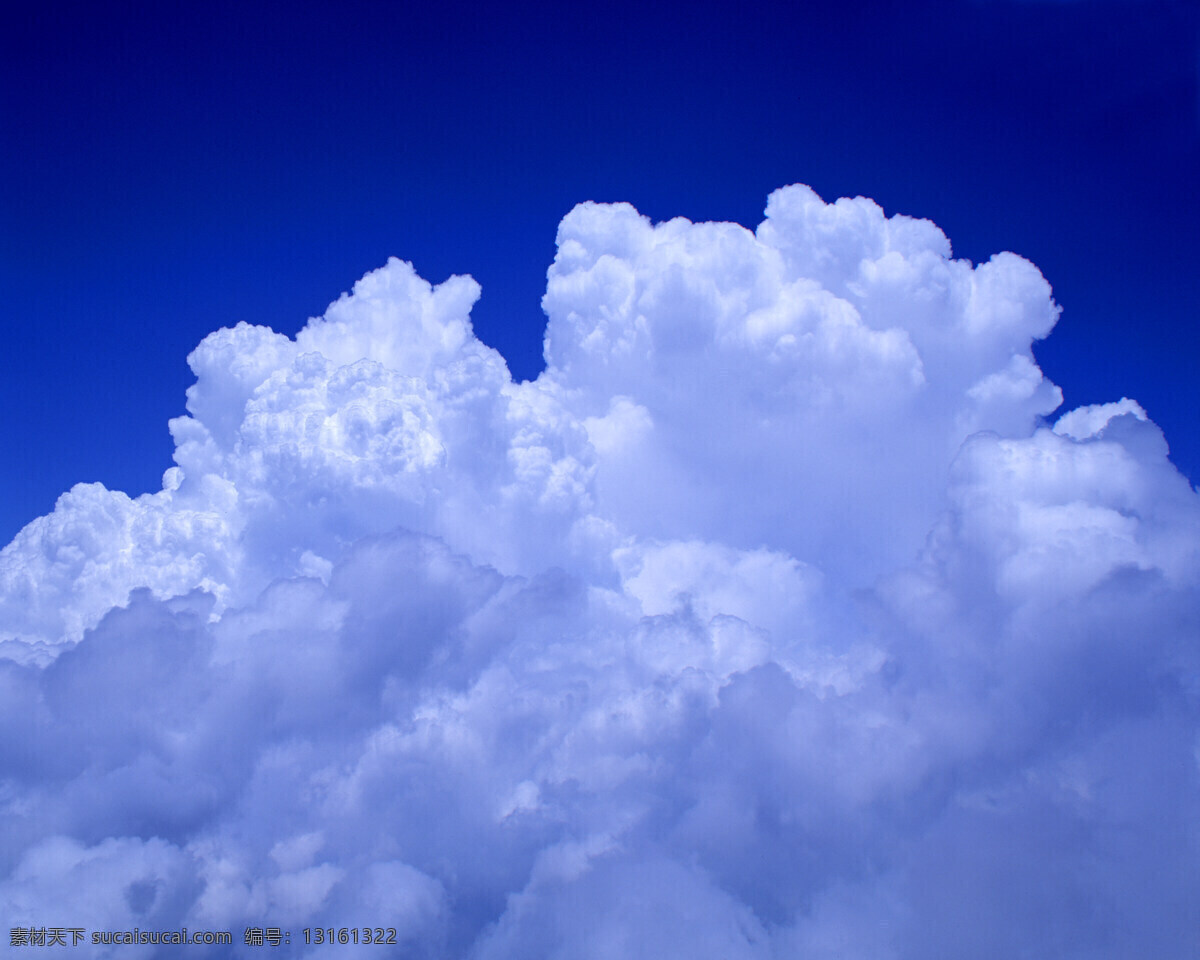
[1,184,1196,957]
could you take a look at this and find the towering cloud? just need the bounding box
[1,185,1195,957]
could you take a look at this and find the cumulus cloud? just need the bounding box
[1,184,1196,957]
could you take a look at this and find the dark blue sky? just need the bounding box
[2,0,1197,544]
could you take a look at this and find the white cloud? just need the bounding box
[1052,396,1147,440]
[1,184,1196,957]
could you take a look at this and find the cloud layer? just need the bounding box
[2,185,1196,957]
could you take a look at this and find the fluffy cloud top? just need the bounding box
[1,185,1196,957]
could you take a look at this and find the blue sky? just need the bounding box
[2,3,1199,956]
[1,0,1197,542]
